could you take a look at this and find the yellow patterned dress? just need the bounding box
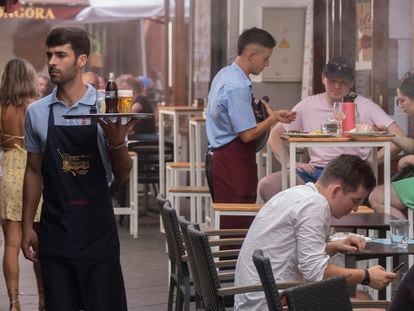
[0,142,42,222]
[0,105,43,223]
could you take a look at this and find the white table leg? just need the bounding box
[289,142,297,188]
[383,142,391,215]
[159,112,166,195]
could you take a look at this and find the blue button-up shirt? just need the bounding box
[206,63,256,148]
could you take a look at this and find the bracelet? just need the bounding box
[108,141,127,151]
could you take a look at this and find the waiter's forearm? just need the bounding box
[109,146,132,183]
[239,115,276,143]
[22,170,42,231]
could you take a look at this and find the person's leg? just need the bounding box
[369,185,407,219]
[2,220,22,311]
[257,170,304,203]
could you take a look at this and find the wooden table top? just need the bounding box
[346,241,414,257]
[330,212,394,230]
[281,134,394,142]
[212,203,262,212]
[189,116,206,122]
[212,203,373,214]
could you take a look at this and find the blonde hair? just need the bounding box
[0,58,39,107]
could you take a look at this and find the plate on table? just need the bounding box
[347,131,394,137]
[63,113,153,120]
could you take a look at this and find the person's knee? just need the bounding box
[368,189,384,213]
[258,173,280,202]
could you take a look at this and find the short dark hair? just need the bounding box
[399,69,414,99]
[46,27,90,58]
[318,154,376,193]
[237,27,276,56]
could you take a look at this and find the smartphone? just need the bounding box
[392,262,405,272]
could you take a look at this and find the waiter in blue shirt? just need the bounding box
[206,27,295,209]
[21,27,134,310]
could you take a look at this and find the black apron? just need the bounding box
[39,105,127,310]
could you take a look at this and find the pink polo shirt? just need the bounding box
[283,93,394,166]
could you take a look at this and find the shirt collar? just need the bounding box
[231,62,252,88]
[48,84,96,107]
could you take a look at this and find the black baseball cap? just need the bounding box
[323,56,355,81]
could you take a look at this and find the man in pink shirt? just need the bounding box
[258,56,405,202]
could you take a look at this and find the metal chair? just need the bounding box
[284,276,353,311]
[185,224,262,310]
[157,194,194,311]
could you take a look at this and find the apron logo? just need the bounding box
[57,148,91,176]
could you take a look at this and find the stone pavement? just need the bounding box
[0,213,169,311]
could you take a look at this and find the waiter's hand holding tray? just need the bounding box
[62,112,153,120]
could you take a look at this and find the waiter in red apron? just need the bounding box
[21,27,134,310]
[206,27,295,227]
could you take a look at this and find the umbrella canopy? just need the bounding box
[75,0,165,23]
[74,0,189,23]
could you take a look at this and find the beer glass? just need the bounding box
[118,89,133,113]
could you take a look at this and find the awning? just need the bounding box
[74,0,189,23]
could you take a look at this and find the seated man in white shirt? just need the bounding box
[234,154,396,311]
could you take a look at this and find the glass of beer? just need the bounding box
[118,89,133,113]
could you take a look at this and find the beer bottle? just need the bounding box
[105,72,118,113]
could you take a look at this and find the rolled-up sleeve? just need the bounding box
[294,197,331,281]
[24,109,41,153]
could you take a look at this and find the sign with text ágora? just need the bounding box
[0,6,84,20]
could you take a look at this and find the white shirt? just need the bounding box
[234,183,332,311]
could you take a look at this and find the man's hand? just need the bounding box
[21,228,39,263]
[326,235,366,255]
[295,162,316,174]
[276,109,296,124]
[261,100,296,124]
[97,117,137,146]
[367,265,396,289]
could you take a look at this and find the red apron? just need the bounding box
[212,137,257,228]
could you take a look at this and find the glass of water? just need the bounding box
[390,219,409,249]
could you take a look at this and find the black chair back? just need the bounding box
[157,194,193,311]
[252,249,283,311]
[186,224,226,311]
[178,216,204,307]
[284,276,353,311]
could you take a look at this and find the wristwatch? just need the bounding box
[361,269,370,285]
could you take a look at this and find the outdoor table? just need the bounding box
[280,135,393,214]
[158,106,204,195]
[345,242,414,300]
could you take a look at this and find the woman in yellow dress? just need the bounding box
[0,58,43,310]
